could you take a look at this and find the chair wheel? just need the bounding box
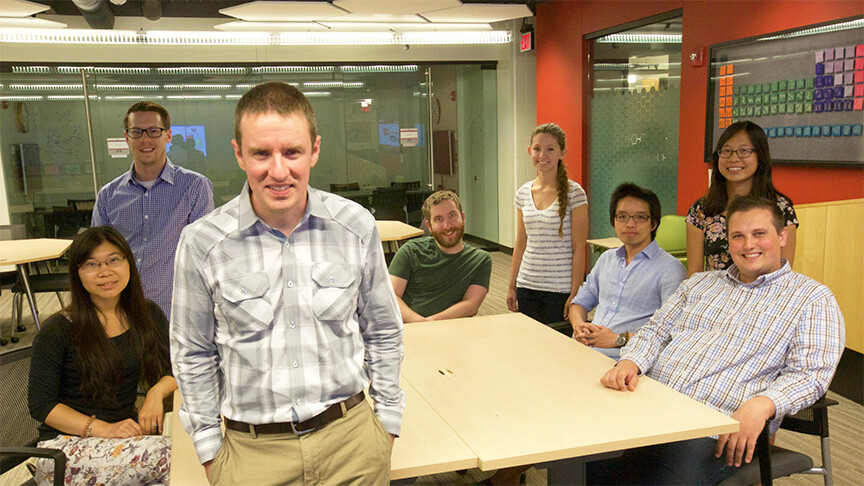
[16,325,26,332]
[11,336,20,343]
[0,339,7,346]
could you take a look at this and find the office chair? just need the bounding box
[718,395,837,486]
[0,346,66,485]
[391,181,423,224]
[654,215,687,268]
[370,187,408,222]
[330,182,360,193]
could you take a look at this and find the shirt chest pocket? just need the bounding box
[312,262,359,322]
[218,272,274,332]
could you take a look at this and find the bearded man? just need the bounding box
[388,190,492,323]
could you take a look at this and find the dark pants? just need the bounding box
[516,287,571,330]
[586,437,739,485]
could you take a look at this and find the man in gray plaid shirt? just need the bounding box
[170,82,404,485]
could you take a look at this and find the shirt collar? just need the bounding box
[614,238,660,261]
[725,259,792,286]
[124,158,175,186]
[237,182,328,233]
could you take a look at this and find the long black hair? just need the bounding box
[65,226,168,402]
[703,121,791,216]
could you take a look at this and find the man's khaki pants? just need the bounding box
[210,401,393,486]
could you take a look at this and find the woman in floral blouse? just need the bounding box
[686,121,798,275]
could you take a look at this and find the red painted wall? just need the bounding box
[537,0,864,213]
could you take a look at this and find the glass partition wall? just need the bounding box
[2,62,494,235]
[587,15,682,240]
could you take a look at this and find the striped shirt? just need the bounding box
[515,179,587,293]
[622,262,845,434]
[170,184,404,464]
[92,159,213,318]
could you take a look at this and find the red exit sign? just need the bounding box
[520,31,533,52]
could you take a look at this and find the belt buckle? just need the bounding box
[291,420,315,436]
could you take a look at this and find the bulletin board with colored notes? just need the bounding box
[707,17,864,167]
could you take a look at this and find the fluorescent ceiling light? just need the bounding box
[340,65,417,73]
[303,81,365,88]
[253,66,335,74]
[11,65,50,73]
[104,95,165,100]
[163,84,233,90]
[166,95,224,100]
[10,83,83,90]
[759,18,863,40]
[47,95,99,100]
[596,33,681,44]
[0,28,511,46]
[0,95,43,100]
[157,67,248,74]
[95,84,161,90]
[302,91,331,97]
[56,66,154,74]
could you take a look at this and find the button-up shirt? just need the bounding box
[170,184,404,464]
[622,261,844,434]
[92,159,213,318]
[572,240,687,359]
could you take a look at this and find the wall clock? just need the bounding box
[16,101,29,133]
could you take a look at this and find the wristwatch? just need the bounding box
[615,332,630,347]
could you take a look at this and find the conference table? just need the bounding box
[0,238,72,329]
[169,313,738,484]
[376,220,424,253]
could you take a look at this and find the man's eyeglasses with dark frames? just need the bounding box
[614,213,650,224]
[126,127,167,139]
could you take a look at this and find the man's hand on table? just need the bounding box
[600,360,641,391]
[715,396,776,467]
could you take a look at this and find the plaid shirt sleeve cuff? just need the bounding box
[373,388,406,437]
[191,425,224,464]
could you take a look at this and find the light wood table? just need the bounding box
[401,314,739,483]
[169,381,477,484]
[376,220,424,253]
[0,238,72,329]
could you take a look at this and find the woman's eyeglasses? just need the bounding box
[79,256,126,273]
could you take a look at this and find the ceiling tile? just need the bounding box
[219,1,347,22]
[0,0,50,17]
[317,21,492,32]
[214,21,329,32]
[0,16,65,28]
[317,13,427,23]
[420,3,532,23]
[333,0,462,16]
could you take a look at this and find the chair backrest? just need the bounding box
[371,187,408,221]
[330,182,360,192]
[391,180,421,190]
[655,215,687,254]
[0,346,41,450]
[67,199,95,212]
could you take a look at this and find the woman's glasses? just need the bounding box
[79,255,126,273]
[716,148,755,159]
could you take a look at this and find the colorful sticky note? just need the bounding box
[856,58,864,71]
[806,78,814,89]
[778,104,787,114]
[812,126,822,137]
[779,92,787,103]
[803,126,811,137]
[815,51,825,62]
[825,62,834,74]
[720,65,727,76]
[845,59,855,71]
[846,46,856,58]
[834,60,844,72]
[844,99,853,111]
[825,49,834,61]
[842,125,852,136]
[814,101,823,113]
[853,124,863,135]
[775,127,785,138]
[854,84,864,97]
[822,125,831,136]
[805,103,812,113]
[835,47,845,59]
[794,126,804,137]
[823,75,834,86]
[796,103,804,114]
[834,86,844,98]
[845,86,854,98]
[726,107,732,117]
[835,74,844,85]
[727,64,734,74]
[855,98,864,111]
[805,91,813,101]
[727,77,734,87]
[857,44,864,56]
[815,76,824,88]
[796,79,805,90]
[720,97,726,107]
[831,125,842,136]
[855,71,864,83]
[726,96,732,106]
[844,72,854,85]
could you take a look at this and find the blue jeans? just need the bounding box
[586,437,739,485]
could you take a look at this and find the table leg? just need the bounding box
[16,263,42,330]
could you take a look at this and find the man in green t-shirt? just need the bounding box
[389,191,492,323]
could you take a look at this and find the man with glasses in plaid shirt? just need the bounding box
[171,82,403,485]
[590,195,844,485]
[92,101,213,319]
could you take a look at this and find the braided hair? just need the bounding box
[531,123,570,237]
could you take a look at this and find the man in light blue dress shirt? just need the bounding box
[92,101,213,318]
[570,183,687,359]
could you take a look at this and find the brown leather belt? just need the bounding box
[224,391,365,436]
